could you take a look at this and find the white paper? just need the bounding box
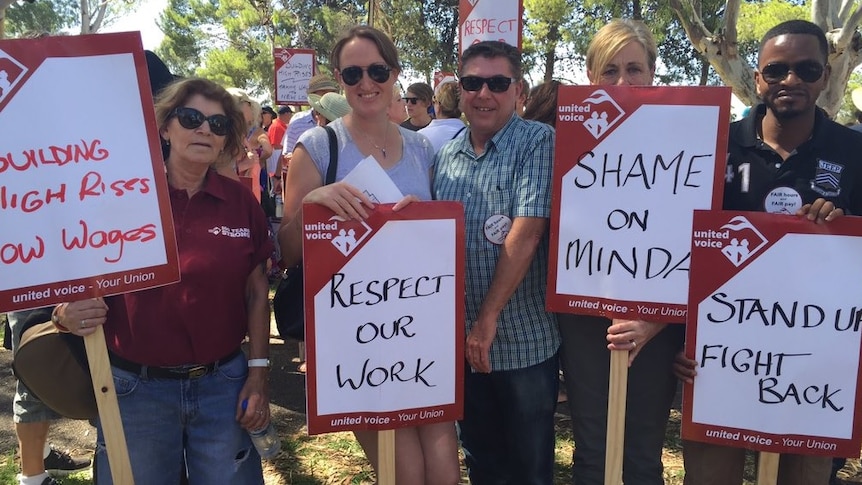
[341,156,404,204]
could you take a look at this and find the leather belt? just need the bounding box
[109,349,242,380]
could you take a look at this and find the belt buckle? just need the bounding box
[187,365,208,379]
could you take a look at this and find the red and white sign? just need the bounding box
[303,202,465,435]
[0,32,179,313]
[274,48,315,105]
[459,0,523,53]
[683,210,862,457]
[433,71,457,91]
[547,86,730,322]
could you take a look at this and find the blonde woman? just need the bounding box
[217,88,273,202]
[557,19,685,485]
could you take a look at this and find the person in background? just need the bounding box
[676,19,862,485]
[400,82,434,131]
[308,92,351,127]
[387,81,408,124]
[417,80,465,153]
[522,80,563,127]
[557,19,685,485]
[53,77,274,484]
[218,88,272,202]
[267,105,292,183]
[260,106,277,132]
[278,25,460,485]
[8,308,92,485]
[434,40,559,485]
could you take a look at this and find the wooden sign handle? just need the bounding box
[757,451,780,485]
[604,350,628,485]
[84,327,135,485]
[377,429,396,485]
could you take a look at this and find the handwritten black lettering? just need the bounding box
[336,358,436,389]
[355,315,416,344]
[699,344,811,377]
[572,150,711,194]
[759,378,843,411]
[329,273,454,308]
[564,238,689,279]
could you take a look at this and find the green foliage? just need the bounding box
[737,0,809,45]
[5,0,77,37]
[523,0,577,82]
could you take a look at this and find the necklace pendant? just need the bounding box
[381,148,386,159]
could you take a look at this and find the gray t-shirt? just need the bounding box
[296,118,435,200]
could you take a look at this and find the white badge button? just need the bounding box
[764,187,803,214]
[483,214,512,245]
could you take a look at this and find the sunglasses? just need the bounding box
[759,61,824,84]
[171,107,231,136]
[403,97,420,105]
[339,64,392,86]
[459,75,516,93]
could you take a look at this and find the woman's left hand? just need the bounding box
[392,194,420,211]
[606,319,668,366]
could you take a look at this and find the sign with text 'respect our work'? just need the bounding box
[683,210,862,457]
[0,33,180,314]
[459,0,523,53]
[274,48,315,105]
[547,86,730,322]
[303,202,465,435]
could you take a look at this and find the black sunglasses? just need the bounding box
[340,64,392,86]
[459,75,516,93]
[403,97,419,105]
[759,61,824,84]
[170,107,231,136]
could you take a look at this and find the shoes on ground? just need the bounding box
[44,446,91,477]
[41,476,62,485]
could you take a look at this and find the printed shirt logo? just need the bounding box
[0,49,29,106]
[208,226,251,238]
[810,159,843,197]
[305,216,372,257]
[693,215,768,267]
[581,89,625,140]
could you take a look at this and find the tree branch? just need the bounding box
[812,0,830,30]
[837,1,862,48]
[838,0,854,23]
[723,0,740,47]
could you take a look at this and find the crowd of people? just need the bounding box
[6,15,862,485]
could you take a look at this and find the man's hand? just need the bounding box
[673,350,698,384]
[797,198,843,224]
[466,318,497,373]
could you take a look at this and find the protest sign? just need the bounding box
[274,48,315,105]
[0,33,180,314]
[547,85,730,322]
[682,210,862,457]
[459,0,522,53]
[303,202,465,436]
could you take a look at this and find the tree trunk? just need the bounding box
[543,24,559,82]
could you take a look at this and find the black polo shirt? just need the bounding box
[724,104,862,215]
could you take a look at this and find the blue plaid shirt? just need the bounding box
[433,114,560,371]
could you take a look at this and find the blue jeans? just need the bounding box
[95,352,263,485]
[459,354,559,485]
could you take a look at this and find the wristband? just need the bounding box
[248,358,271,369]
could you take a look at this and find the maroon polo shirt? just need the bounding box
[105,170,274,366]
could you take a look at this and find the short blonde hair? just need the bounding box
[586,19,657,84]
[226,87,261,128]
[434,81,460,119]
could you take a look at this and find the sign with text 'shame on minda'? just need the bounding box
[682,210,862,457]
[547,86,731,322]
[274,48,315,106]
[303,202,465,436]
[0,32,180,314]
[459,0,522,53]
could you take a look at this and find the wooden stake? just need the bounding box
[377,429,396,485]
[604,350,628,485]
[84,327,135,485]
[757,451,780,485]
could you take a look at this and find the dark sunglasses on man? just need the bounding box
[459,75,517,93]
[339,64,392,86]
[759,60,825,84]
[170,107,231,136]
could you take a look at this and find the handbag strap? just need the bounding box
[324,125,338,185]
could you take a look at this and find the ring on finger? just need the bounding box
[630,339,637,348]
[80,319,87,329]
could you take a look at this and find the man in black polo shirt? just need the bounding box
[676,19,862,485]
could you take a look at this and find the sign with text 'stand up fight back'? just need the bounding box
[547,85,731,322]
[302,202,465,436]
[0,32,180,314]
[683,210,862,457]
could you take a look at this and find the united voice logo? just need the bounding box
[0,49,28,106]
[304,216,372,257]
[693,215,768,267]
[557,89,626,140]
